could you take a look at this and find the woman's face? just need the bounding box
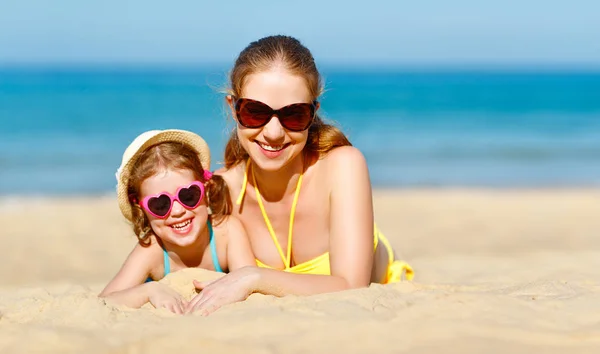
[231,67,314,172]
[140,168,208,248]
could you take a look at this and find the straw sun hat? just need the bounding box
[115,129,211,222]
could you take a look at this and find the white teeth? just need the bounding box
[258,142,284,151]
[172,220,191,229]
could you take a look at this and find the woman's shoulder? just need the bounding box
[322,145,366,162]
[318,146,369,179]
[214,164,245,190]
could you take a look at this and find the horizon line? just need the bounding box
[2,61,600,73]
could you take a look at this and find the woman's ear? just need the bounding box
[226,95,236,119]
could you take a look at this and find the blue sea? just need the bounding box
[1,66,600,196]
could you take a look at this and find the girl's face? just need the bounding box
[230,67,314,172]
[139,168,208,248]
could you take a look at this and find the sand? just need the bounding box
[1,189,599,353]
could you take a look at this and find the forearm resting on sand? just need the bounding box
[252,267,358,297]
[99,282,156,309]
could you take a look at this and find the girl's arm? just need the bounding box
[99,243,165,308]
[224,216,257,270]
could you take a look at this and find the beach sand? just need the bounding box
[1,189,599,353]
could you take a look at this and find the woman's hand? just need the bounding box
[147,282,188,314]
[184,266,260,316]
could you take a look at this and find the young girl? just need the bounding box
[99,129,255,314]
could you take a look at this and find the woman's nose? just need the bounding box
[261,116,285,142]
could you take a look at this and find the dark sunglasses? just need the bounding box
[137,181,205,218]
[233,97,318,132]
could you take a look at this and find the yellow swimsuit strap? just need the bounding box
[235,161,251,206]
[236,159,304,269]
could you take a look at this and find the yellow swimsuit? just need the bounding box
[236,161,414,284]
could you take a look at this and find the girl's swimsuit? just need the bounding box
[145,220,223,282]
[236,160,414,283]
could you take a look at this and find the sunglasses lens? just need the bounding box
[236,100,272,128]
[280,104,314,131]
[147,194,172,217]
[235,99,315,131]
[178,185,202,208]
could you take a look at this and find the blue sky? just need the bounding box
[1,0,599,66]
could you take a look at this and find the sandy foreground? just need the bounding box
[0,189,599,353]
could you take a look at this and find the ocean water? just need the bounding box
[1,67,599,195]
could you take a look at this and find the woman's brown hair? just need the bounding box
[224,35,351,169]
[127,142,231,246]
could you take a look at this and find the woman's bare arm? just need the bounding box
[256,146,374,294]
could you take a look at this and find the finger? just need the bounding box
[192,279,204,289]
[187,293,203,310]
[184,293,205,314]
[186,291,209,314]
[193,297,213,316]
[196,291,230,316]
[178,297,189,313]
[193,279,211,290]
[189,293,213,314]
[186,293,201,306]
[199,294,228,316]
[202,302,222,316]
[174,301,184,315]
[196,276,223,289]
[166,303,178,314]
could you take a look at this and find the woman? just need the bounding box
[185,35,413,315]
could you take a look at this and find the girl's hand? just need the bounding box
[147,282,188,314]
[184,266,260,316]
